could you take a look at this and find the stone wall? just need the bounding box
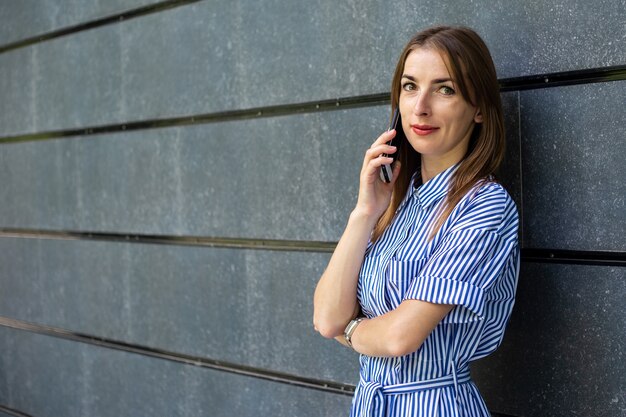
[0,1,624,416]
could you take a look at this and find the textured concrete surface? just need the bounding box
[472,263,626,417]
[0,326,353,417]
[0,100,522,242]
[521,81,626,251]
[498,91,522,225]
[1,0,624,135]
[0,1,624,416]
[0,238,360,384]
[0,107,378,240]
[0,0,159,45]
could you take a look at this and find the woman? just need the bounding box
[313,26,520,417]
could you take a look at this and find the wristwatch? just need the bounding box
[344,317,365,349]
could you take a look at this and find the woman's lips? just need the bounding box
[412,124,439,136]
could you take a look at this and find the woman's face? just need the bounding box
[399,47,482,168]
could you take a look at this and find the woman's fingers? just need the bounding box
[364,145,397,162]
[362,151,394,178]
[367,155,394,169]
[371,129,396,148]
[364,130,397,162]
[356,131,399,216]
[360,129,399,190]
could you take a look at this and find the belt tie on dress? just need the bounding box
[355,367,471,417]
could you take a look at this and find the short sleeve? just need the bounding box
[403,184,519,324]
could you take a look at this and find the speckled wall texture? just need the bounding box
[0,1,624,417]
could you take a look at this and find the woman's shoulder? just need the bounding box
[477,178,514,197]
[465,179,515,206]
[450,179,518,233]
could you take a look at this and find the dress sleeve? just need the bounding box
[403,184,519,324]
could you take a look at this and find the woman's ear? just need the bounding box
[474,108,483,123]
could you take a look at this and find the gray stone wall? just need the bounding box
[0,1,624,416]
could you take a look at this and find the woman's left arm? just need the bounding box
[337,300,453,357]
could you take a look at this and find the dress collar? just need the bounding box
[397,163,459,213]
[415,163,459,208]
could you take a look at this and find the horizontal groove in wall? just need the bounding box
[0,66,624,145]
[1,228,624,266]
[0,93,389,145]
[0,228,337,253]
[0,0,203,55]
[0,405,34,417]
[0,316,355,396]
[498,65,626,91]
[522,248,626,267]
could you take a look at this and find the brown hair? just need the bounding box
[371,25,505,242]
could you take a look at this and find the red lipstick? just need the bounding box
[412,124,439,136]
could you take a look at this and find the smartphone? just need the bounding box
[379,108,401,183]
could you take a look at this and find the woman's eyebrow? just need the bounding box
[401,74,454,84]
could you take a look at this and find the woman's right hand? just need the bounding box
[354,129,402,221]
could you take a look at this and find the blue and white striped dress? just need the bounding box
[352,164,520,417]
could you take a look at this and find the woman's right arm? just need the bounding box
[312,209,377,338]
[313,128,400,339]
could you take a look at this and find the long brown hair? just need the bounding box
[371,26,505,242]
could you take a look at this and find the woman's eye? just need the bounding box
[439,86,455,95]
[402,82,415,91]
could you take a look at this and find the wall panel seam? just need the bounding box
[0,93,390,145]
[0,405,34,417]
[0,229,624,266]
[0,316,356,397]
[0,66,624,145]
[0,0,203,55]
[517,90,524,247]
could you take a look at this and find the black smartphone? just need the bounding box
[379,108,401,183]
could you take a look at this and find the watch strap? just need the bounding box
[344,317,365,348]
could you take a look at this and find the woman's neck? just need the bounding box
[420,157,461,183]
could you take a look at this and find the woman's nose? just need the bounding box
[413,92,431,116]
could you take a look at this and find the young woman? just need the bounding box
[313,26,520,416]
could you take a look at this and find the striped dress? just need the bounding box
[352,164,520,417]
